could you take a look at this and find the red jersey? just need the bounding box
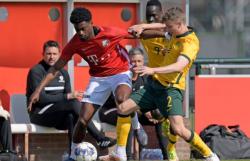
[61,26,130,77]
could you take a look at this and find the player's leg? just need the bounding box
[130,112,148,147]
[53,100,95,158]
[114,86,155,160]
[165,88,219,161]
[155,123,169,160]
[125,128,134,160]
[155,87,182,161]
[114,73,147,158]
[113,84,132,160]
[70,102,97,160]
[99,98,139,161]
[99,71,132,161]
[169,115,219,161]
[99,106,117,126]
[161,118,179,161]
[73,75,112,142]
[87,120,116,149]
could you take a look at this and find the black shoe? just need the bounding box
[97,137,116,149]
[134,125,148,147]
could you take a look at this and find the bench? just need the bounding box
[10,94,67,159]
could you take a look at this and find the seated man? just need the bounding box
[0,99,12,153]
[26,40,115,156]
[99,47,168,160]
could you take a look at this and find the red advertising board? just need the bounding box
[195,75,250,136]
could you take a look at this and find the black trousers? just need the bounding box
[99,106,168,159]
[0,117,12,151]
[30,99,81,153]
[30,100,106,153]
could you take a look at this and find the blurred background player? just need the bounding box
[140,1,170,159]
[116,6,220,161]
[27,7,138,161]
[26,40,115,158]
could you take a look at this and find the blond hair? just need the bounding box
[163,7,185,23]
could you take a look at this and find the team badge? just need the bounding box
[59,76,65,83]
[102,39,110,47]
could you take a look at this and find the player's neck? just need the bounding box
[175,25,189,37]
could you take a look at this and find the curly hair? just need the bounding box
[70,7,92,24]
[146,0,162,10]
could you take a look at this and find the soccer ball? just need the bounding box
[75,142,97,161]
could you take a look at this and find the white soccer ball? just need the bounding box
[75,142,97,161]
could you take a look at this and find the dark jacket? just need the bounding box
[26,60,71,113]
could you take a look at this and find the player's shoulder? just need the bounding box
[29,61,46,75]
[178,28,199,45]
[30,61,43,70]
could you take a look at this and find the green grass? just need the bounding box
[130,159,250,161]
[188,160,250,161]
[145,160,250,161]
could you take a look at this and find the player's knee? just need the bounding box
[171,124,184,136]
[115,95,128,105]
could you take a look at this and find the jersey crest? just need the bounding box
[102,39,110,47]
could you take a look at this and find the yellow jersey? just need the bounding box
[141,37,169,68]
[150,28,199,90]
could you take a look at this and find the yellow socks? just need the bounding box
[162,119,179,161]
[162,119,170,136]
[189,131,212,157]
[116,116,131,146]
[167,132,179,151]
[167,132,179,161]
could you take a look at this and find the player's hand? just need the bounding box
[144,112,153,120]
[68,91,83,101]
[133,66,155,76]
[128,24,145,37]
[28,90,40,112]
[144,112,158,124]
[149,118,159,124]
[0,106,10,120]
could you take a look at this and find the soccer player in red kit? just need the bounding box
[28,7,134,161]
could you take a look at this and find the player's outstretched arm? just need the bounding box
[129,23,165,32]
[140,29,166,38]
[28,58,67,111]
[133,56,189,76]
[128,23,166,38]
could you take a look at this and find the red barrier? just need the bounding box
[195,75,250,136]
